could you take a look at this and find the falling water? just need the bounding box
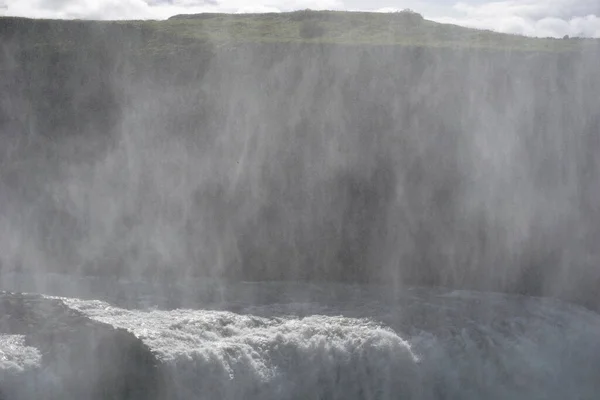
[1,12,600,399]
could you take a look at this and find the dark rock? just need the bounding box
[0,292,164,400]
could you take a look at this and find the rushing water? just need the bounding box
[2,274,600,399]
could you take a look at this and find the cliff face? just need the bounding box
[1,17,600,310]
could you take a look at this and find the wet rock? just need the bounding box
[0,291,163,400]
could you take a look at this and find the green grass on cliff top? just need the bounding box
[2,9,597,52]
[158,10,588,51]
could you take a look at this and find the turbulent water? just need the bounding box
[2,275,600,399]
[0,334,40,374]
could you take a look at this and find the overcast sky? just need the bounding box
[0,0,599,38]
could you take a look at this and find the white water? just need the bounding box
[36,280,600,399]
[0,335,40,374]
[0,334,42,400]
[2,275,600,399]
[66,299,420,400]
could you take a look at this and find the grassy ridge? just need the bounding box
[1,10,598,53]
[163,10,586,51]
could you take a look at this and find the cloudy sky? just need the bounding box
[0,0,599,38]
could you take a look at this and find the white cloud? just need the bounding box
[234,5,281,13]
[2,0,155,19]
[434,0,600,38]
[0,0,343,19]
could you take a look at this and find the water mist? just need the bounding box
[1,13,600,400]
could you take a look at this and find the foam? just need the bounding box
[59,290,600,399]
[63,298,421,399]
[0,335,41,373]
